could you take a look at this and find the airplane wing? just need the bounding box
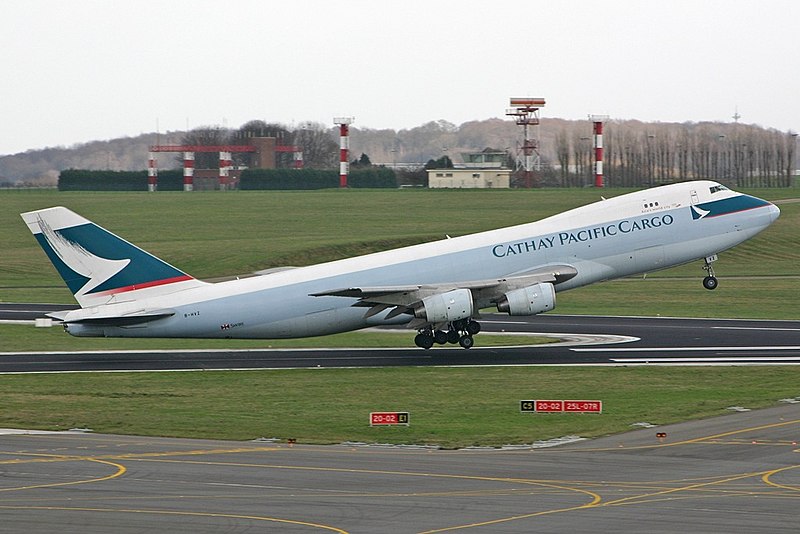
[311,264,577,327]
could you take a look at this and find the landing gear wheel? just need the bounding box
[414,333,434,349]
[459,335,474,349]
[466,320,481,336]
[433,330,448,345]
[446,329,461,344]
[702,255,718,290]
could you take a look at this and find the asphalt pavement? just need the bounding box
[2,403,799,533]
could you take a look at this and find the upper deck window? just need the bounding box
[709,185,729,194]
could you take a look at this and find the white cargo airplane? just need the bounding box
[22,180,779,349]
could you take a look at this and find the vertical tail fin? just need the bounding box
[21,206,206,308]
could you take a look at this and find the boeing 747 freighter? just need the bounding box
[21,180,779,348]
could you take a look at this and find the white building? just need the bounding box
[427,169,511,188]
[427,150,512,189]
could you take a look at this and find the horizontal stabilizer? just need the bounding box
[45,309,75,322]
[51,308,176,327]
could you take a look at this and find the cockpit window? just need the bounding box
[709,185,729,194]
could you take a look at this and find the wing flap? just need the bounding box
[310,286,422,298]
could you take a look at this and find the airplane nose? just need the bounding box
[768,202,781,223]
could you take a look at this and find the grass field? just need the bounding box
[1,366,798,448]
[1,186,798,446]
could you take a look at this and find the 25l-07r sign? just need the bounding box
[520,400,602,413]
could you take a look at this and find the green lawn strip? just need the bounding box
[0,323,554,352]
[0,366,796,448]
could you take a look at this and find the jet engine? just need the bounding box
[496,282,555,315]
[414,288,473,323]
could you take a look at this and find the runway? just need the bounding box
[2,403,799,533]
[2,304,800,372]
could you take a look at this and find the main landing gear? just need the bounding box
[702,254,719,290]
[414,319,481,349]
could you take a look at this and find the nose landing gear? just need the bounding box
[414,319,482,349]
[702,254,718,290]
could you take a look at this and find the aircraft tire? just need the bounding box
[459,335,474,349]
[447,330,461,344]
[415,333,435,349]
[702,276,718,290]
[466,320,481,336]
[433,330,448,344]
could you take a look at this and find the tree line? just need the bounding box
[4,117,796,188]
[171,119,800,188]
[550,121,796,188]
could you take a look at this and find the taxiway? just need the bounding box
[1,404,799,532]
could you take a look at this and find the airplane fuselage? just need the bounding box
[49,181,779,339]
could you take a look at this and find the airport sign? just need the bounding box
[520,400,602,413]
[370,412,410,426]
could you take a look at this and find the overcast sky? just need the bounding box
[1,0,797,155]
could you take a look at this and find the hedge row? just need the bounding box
[58,167,397,191]
[240,167,396,189]
[58,170,184,191]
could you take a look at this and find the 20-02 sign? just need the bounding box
[370,412,410,426]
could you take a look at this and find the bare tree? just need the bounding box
[293,122,338,169]
[554,128,570,186]
[180,126,233,169]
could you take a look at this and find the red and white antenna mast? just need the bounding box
[506,98,545,188]
[589,115,609,188]
[333,117,354,188]
[147,151,158,192]
[183,151,195,192]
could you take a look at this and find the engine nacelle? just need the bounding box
[496,282,556,315]
[414,288,474,323]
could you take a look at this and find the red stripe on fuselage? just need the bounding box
[91,275,195,296]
